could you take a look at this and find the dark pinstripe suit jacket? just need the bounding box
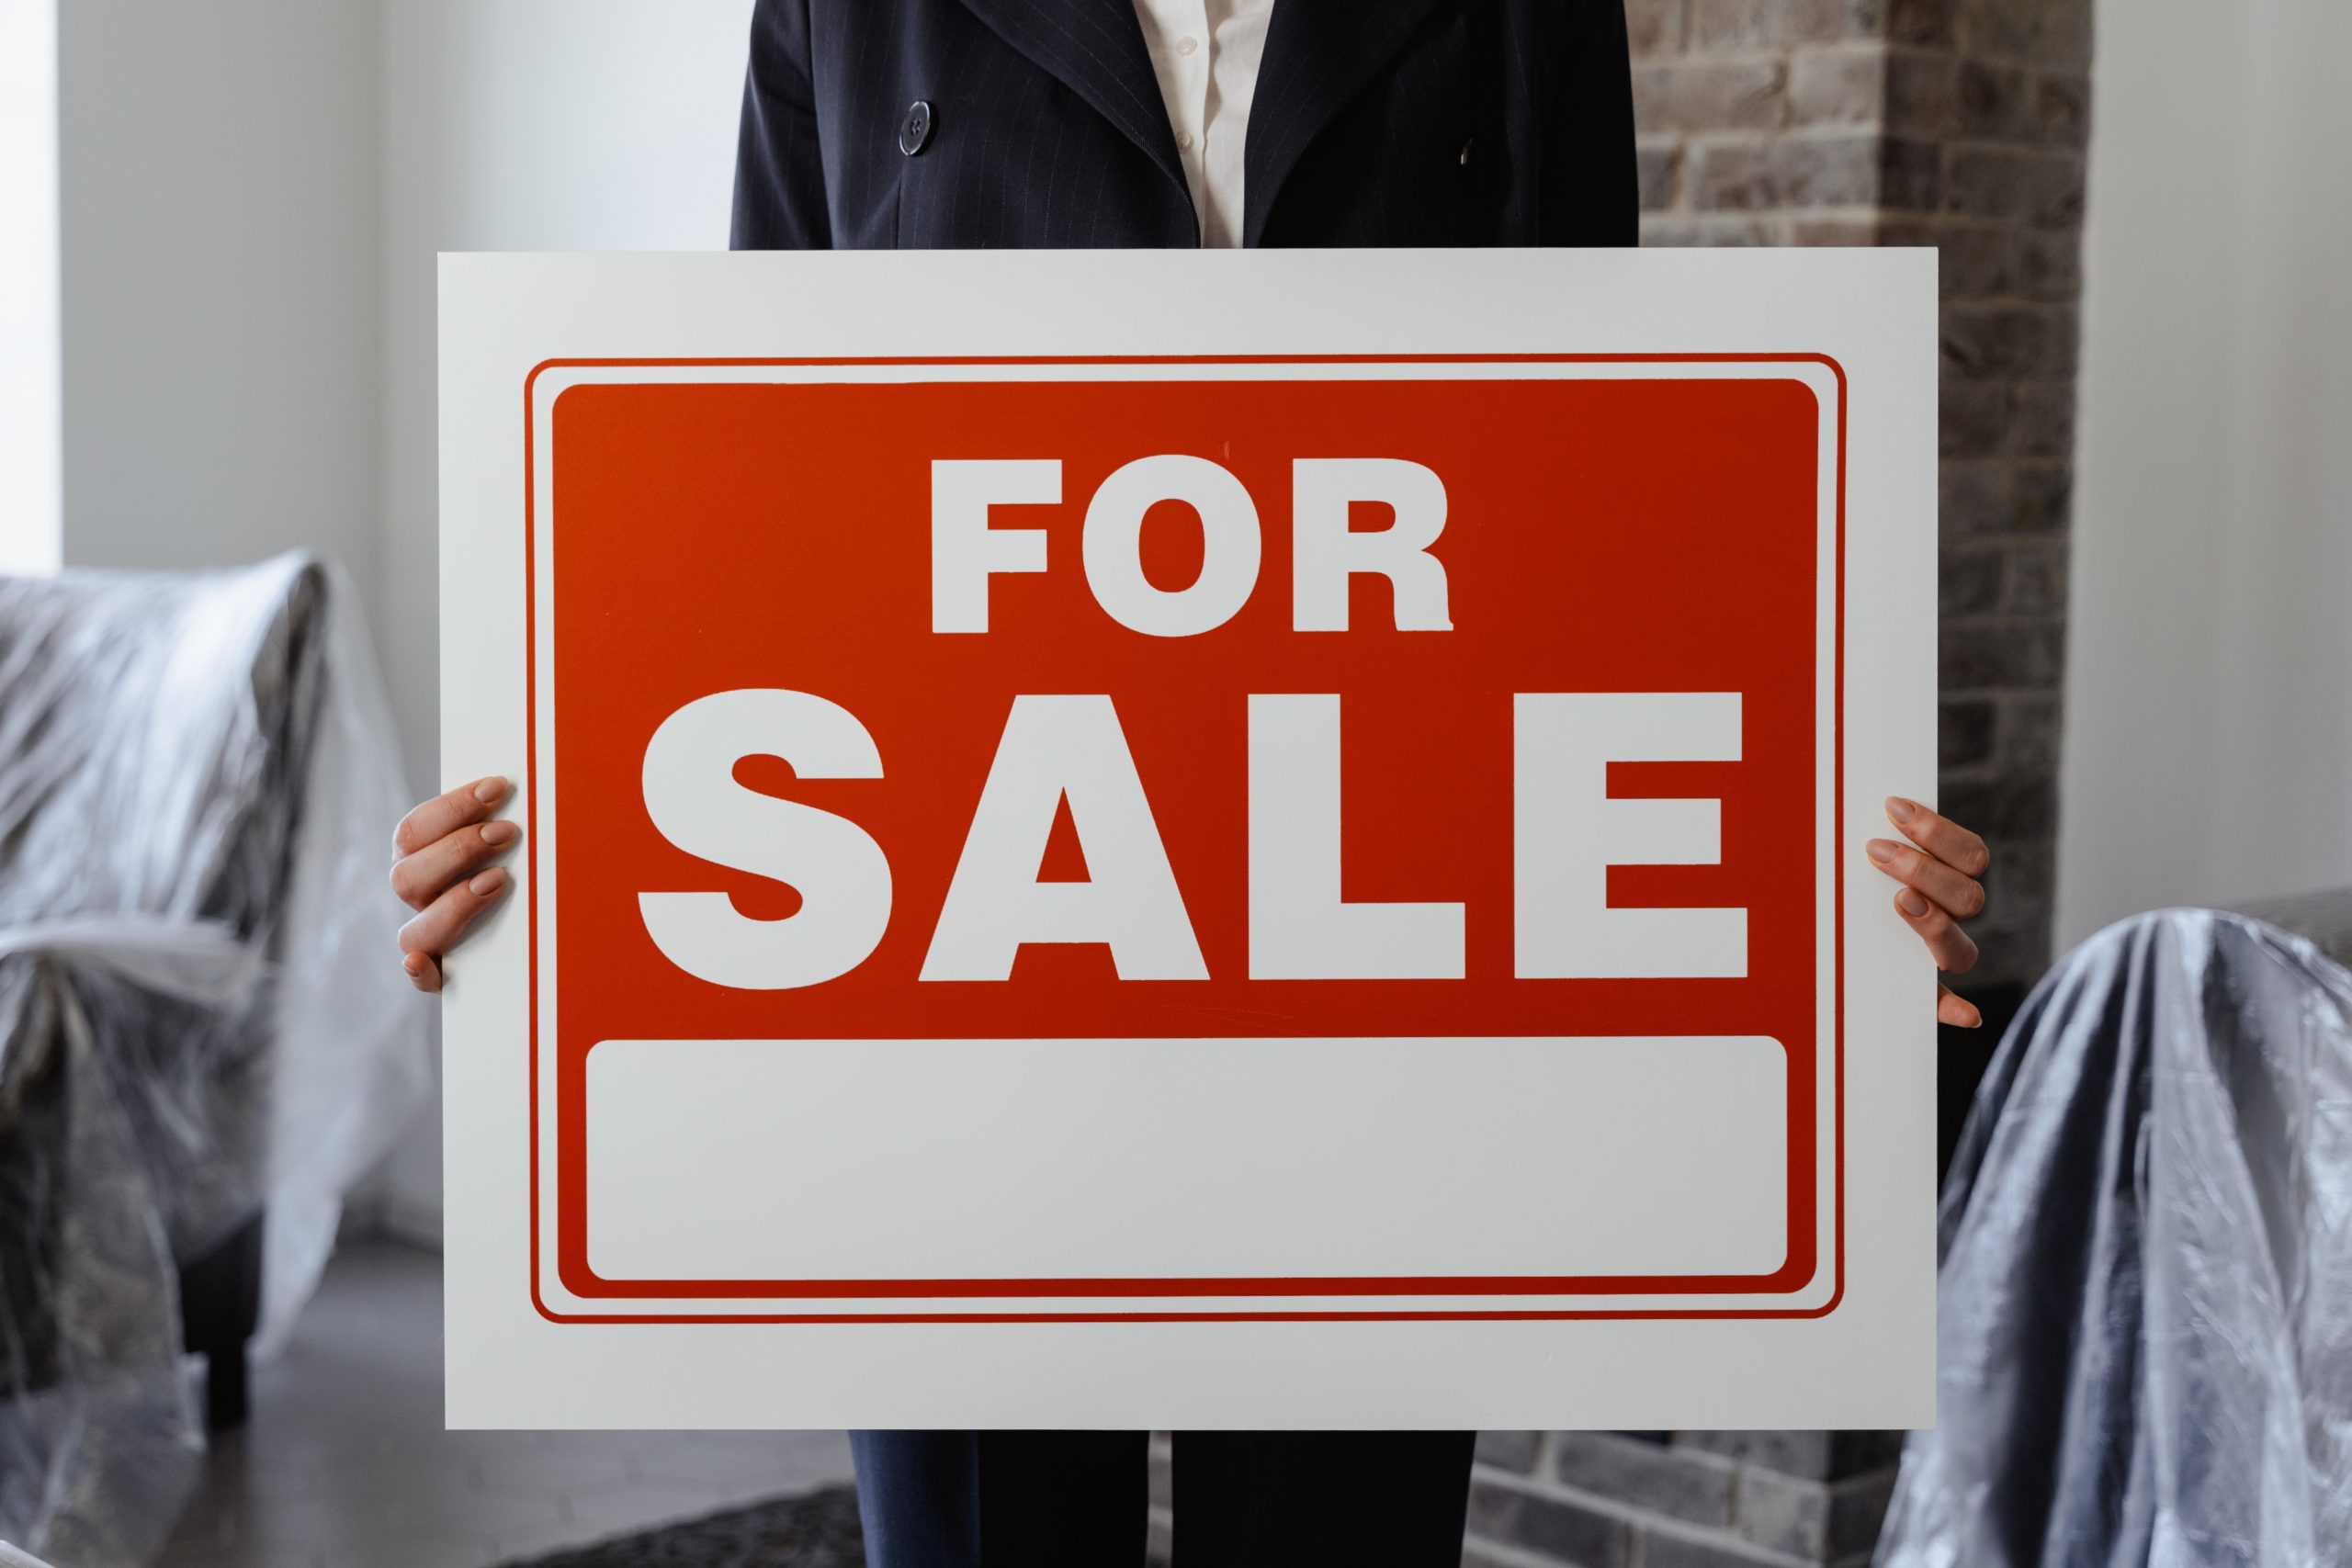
[730,0,1636,250]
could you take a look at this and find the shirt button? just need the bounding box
[1175,130,1194,151]
[1175,35,1198,55]
[898,100,933,156]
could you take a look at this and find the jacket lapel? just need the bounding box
[954,0,1193,209]
[1244,0,1449,246]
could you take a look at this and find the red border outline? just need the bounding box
[521,352,1849,1324]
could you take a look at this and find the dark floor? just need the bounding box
[156,1240,855,1568]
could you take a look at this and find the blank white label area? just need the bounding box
[583,1035,1788,1284]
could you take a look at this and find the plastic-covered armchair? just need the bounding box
[0,554,432,1568]
[1876,908,2352,1567]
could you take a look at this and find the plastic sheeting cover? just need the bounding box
[0,554,433,1565]
[1878,908,2352,1568]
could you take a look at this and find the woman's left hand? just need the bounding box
[1868,796,1991,1028]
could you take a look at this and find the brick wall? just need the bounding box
[1466,1431,1899,1568]
[1633,0,2091,994]
[1142,1429,1898,1568]
[1884,0,2088,991]
[1457,3,2094,1564]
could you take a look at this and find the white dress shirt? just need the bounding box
[1130,0,1273,248]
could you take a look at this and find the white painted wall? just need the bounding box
[56,0,746,775]
[2058,0,2352,946]
[0,0,62,575]
[372,0,752,1240]
[51,0,752,1244]
[376,0,751,800]
[58,0,381,581]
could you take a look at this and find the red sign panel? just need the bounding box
[526,355,1842,1322]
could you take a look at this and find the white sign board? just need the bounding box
[439,248,1938,1429]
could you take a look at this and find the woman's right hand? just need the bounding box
[390,774,520,993]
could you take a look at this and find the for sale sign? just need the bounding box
[440,251,1937,1429]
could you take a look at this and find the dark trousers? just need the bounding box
[851,1429,1476,1568]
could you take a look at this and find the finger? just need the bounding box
[402,950,443,994]
[1938,984,1983,1029]
[1883,796,1989,878]
[1894,886,1979,975]
[394,775,512,858]
[1867,838,1985,919]
[397,866,512,966]
[390,818,521,910]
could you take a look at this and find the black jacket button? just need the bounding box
[899,100,933,157]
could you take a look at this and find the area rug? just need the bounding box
[500,1483,865,1567]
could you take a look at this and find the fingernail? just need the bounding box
[473,775,510,803]
[1867,839,1898,864]
[1961,1003,1983,1029]
[481,819,519,847]
[1885,796,1917,824]
[1896,888,1929,919]
[469,868,507,897]
[401,952,423,975]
